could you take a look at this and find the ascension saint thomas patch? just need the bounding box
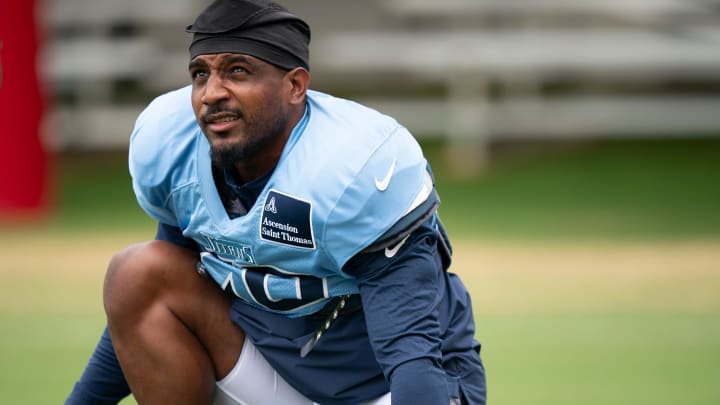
[260,190,316,249]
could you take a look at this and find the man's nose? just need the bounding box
[202,74,229,105]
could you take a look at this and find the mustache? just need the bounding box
[201,104,243,123]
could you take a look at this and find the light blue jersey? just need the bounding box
[129,86,435,317]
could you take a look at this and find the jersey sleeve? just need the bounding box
[323,124,434,267]
[128,86,199,227]
[361,164,440,253]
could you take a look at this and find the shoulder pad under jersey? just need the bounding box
[128,86,200,226]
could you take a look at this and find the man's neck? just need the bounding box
[233,102,307,183]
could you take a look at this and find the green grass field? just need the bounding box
[1,139,719,404]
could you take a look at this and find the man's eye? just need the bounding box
[231,66,247,74]
[191,70,207,80]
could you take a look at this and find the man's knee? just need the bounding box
[103,240,195,321]
[103,240,244,379]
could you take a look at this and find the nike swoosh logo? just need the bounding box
[384,235,410,258]
[374,159,397,191]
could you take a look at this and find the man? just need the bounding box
[66,1,486,404]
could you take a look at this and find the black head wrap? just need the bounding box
[186,0,311,70]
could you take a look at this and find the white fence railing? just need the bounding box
[42,0,720,161]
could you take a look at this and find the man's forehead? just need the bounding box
[189,53,262,66]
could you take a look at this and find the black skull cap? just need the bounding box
[187,0,311,70]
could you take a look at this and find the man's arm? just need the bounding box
[65,327,130,404]
[345,218,451,403]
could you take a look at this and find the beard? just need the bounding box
[208,110,290,170]
[210,136,264,169]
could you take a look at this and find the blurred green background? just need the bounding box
[44,138,720,239]
[1,138,719,404]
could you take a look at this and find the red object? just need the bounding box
[0,0,51,219]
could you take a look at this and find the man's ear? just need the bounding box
[286,67,310,105]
